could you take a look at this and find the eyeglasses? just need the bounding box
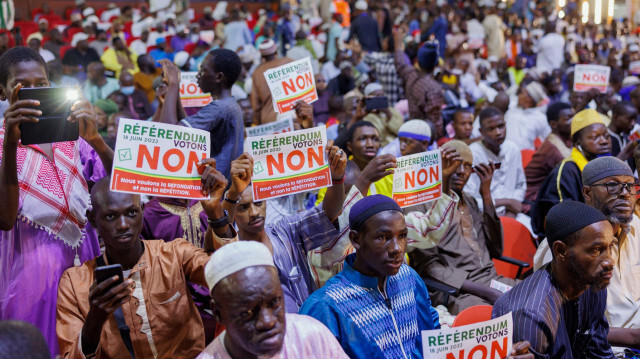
[591,182,638,195]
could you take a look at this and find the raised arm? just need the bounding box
[322,143,347,221]
[199,158,235,252]
[157,59,181,125]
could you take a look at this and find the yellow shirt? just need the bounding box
[315,174,393,206]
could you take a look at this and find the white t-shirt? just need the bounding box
[536,33,565,74]
[504,106,551,151]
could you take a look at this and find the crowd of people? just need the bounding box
[2,0,640,358]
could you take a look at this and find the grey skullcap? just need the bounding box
[545,201,608,246]
[582,156,634,186]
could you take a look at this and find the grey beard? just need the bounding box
[591,196,632,225]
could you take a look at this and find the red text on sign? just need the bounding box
[405,167,440,187]
[282,73,314,96]
[445,338,508,359]
[266,146,324,176]
[137,145,207,174]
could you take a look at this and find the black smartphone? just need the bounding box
[471,162,502,173]
[365,96,389,111]
[95,264,124,291]
[18,87,78,145]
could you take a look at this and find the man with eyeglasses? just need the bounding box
[534,156,640,356]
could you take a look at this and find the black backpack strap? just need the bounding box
[95,255,135,359]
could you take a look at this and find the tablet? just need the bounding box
[18,87,78,145]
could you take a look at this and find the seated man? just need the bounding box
[56,163,235,358]
[524,102,573,205]
[531,109,611,237]
[300,195,441,358]
[493,201,615,358]
[379,119,432,159]
[409,140,516,314]
[465,107,526,218]
[198,241,348,358]
[361,82,404,147]
[608,101,638,171]
[214,146,347,312]
[532,156,640,356]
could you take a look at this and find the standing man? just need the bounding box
[250,39,292,125]
[158,50,243,180]
[0,47,112,356]
[493,201,615,358]
[482,7,505,60]
[393,26,444,123]
[347,0,382,53]
[536,22,566,74]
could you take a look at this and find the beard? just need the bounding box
[591,196,632,225]
[567,253,611,291]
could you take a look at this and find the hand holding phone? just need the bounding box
[18,87,79,145]
[365,96,389,111]
[2,83,42,146]
[88,264,132,322]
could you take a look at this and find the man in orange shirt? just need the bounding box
[56,163,235,359]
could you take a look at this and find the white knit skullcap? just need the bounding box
[205,241,275,291]
[364,82,383,96]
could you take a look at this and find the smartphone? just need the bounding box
[18,87,78,145]
[471,162,502,173]
[365,96,389,111]
[95,264,124,291]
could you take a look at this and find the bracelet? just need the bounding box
[207,210,230,229]
[223,195,240,204]
[332,176,345,184]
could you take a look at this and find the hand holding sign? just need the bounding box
[159,59,180,87]
[508,341,533,359]
[356,154,397,195]
[228,152,254,200]
[327,143,347,180]
[199,159,229,219]
[294,101,314,129]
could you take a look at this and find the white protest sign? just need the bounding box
[179,72,212,108]
[490,280,513,294]
[392,150,442,208]
[422,313,513,358]
[573,64,610,93]
[246,126,331,201]
[263,57,318,114]
[110,119,210,200]
[245,117,294,138]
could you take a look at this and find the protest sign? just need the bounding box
[392,150,442,208]
[573,65,610,93]
[629,128,640,141]
[263,57,318,114]
[422,313,513,359]
[245,116,294,138]
[246,126,331,201]
[110,119,210,200]
[179,72,212,108]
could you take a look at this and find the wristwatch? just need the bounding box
[207,210,229,229]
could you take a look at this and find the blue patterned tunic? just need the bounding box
[300,254,440,358]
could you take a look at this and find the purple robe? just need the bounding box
[0,139,105,356]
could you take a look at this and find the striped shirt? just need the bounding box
[492,264,614,359]
[265,205,341,312]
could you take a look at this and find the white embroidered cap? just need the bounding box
[205,241,275,291]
